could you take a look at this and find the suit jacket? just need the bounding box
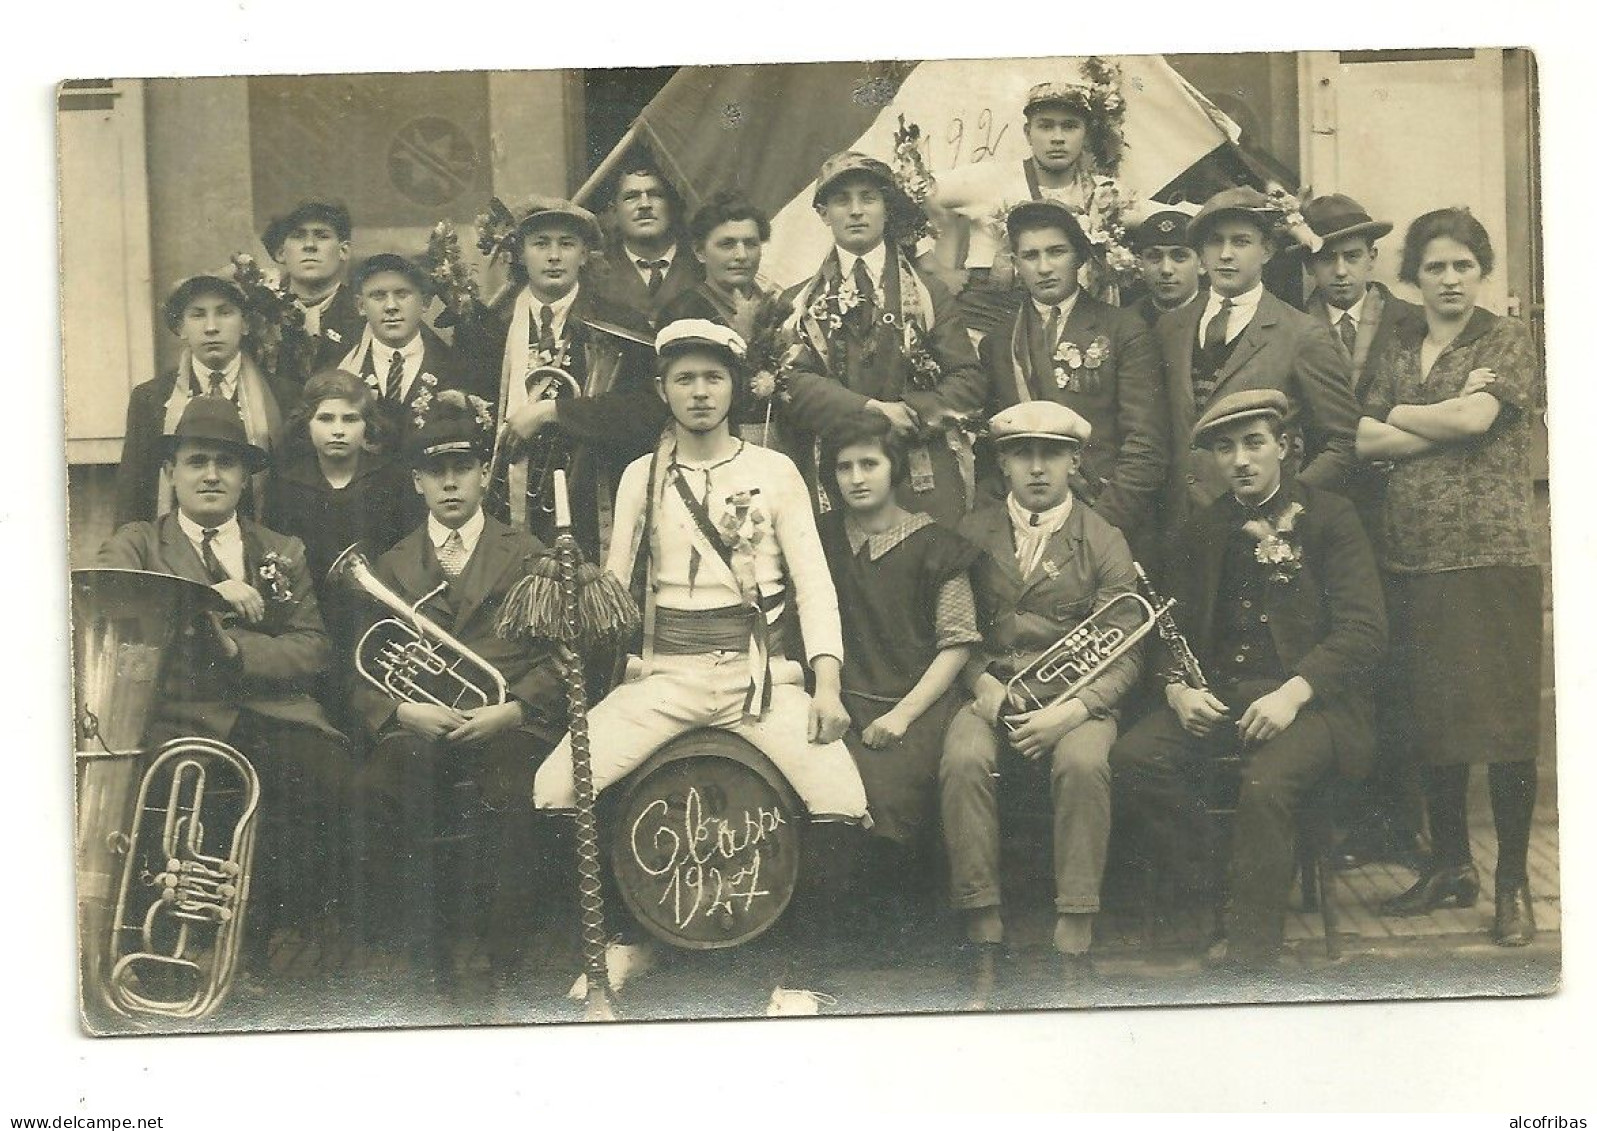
[352,515,566,740]
[782,254,989,526]
[280,282,368,399]
[958,498,1142,718]
[345,323,481,450]
[1157,289,1360,528]
[113,365,293,527]
[94,514,339,740]
[1161,480,1386,777]
[980,292,1169,539]
[589,242,703,329]
[454,283,664,558]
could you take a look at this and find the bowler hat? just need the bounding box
[1188,187,1280,246]
[1300,193,1393,247]
[1005,199,1093,261]
[262,200,353,258]
[1191,388,1290,446]
[351,253,434,297]
[989,400,1092,447]
[161,396,270,471]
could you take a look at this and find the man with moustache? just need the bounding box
[1128,204,1205,327]
[453,196,659,561]
[590,159,701,328]
[263,200,365,391]
[1112,389,1383,972]
[1156,187,1360,539]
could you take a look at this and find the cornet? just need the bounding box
[328,543,508,709]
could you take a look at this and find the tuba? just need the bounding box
[328,543,508,710]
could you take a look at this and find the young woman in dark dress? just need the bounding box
[818,411,982,927]
[267,367,413,731]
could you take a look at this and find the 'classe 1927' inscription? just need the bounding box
[629,787,786,930]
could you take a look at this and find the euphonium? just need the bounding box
[106,736,260,1021]
[328,543,508,710]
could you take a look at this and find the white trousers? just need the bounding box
[532,651,870,821]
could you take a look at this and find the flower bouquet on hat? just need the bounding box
[421,220,482,329]
[225,253,306,376]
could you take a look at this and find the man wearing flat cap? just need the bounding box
[943,400,1143,1005]
[1156,187,1361,540]
[453,195,661,563]
[353,395,568,998]
[782,151,987,529]
[928,78,1116,335]
[980,199,1169,560]
[335,252,477,454]
[1128,202,1205,327]
[97,396,361,978]
[1110,389,1385,970]
[1297,192,1425,869]
[114,271,291,526]
[263,200,365,390]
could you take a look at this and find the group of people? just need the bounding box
[92,73,1546,1016]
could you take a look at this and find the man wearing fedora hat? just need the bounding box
[1109,389,1384,970]
[453,195,660,564]
[588,157,702,329]
[980,199,1168,560]
[781,151,987,529]
[942,400,1143,1004]
[1155,186,1360,539]
[97,396,362,979]
[1298,192,1425,870]
[335,252,478,456]
[1128,203,1206,327]
[352,395,568,999]
[263,200,365,391]
[114,271,292,527]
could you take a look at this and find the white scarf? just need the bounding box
[156,348,280,518]
[1007,492,1073,579]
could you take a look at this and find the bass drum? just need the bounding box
[611,729,803,950]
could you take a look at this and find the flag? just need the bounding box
[630,55,1256,287]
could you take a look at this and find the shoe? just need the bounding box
[765,986,837,1017]
[1492,883,1537,947]
[1332,824,1426,871]
[567,939,657,1001]
[959,942,1002,1012]
[1058,952,1098,988]
[1379,863,1480,916]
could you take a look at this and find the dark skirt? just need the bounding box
[1390,565,1542,766]
[843,686,968,847]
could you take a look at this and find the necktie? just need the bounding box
[437,530,467,579]
[537,304,557,361]
[639,259,669,296]
[1203,298,1235,353]
[850,258,876,327]
[385,350,405,401]
[1045,305,1062,351]
[1337,311,1358,356]
[208,370,226,397]
[199,527,230,584]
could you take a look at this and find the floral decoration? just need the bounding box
[1053,334,1112,393]
[256,551,296,604]
[227,253,306,376]
[1243,501,1306,584]
[423,220,482,328]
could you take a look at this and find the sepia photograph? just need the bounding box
[53,36,1565,1068]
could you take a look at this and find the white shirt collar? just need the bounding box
[428,507,486,559]
[837,241,889,288]
[528,282,580,339]
[1232,483,1283,512]
[625,242,677,274]
[1205,282,1265,319]
[177,509,241,541]
[1326,288,1369,325]
[189,350,243,395]
[374,329,425,364]
[1031,289,1081,328]
[175,511,244,578]
[1007,492,1074,532]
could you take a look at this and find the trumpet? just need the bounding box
[106,737,260,1021]
[521,365,580,516]
[328,543,508,710]
[1002,589,1162,728]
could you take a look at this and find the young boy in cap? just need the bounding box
[453,196,660,563]
[114,271,290,526]
[263,200,364,389]
[980,199,1168,559]
[943,399,1142,1006]
[532,318,868,1014]
[782,151,987,529]
[97,396,360,977]
[589,158,702,328]
[352,394,567,997]
[1156,186,1360,537]
[337,252,476,454]
[928,79,1114,335]
[1129,203,1205,326]
[1298,193,1425,870]
[1109,389,1385,971]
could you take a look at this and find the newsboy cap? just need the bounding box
[162,273,250,333]
[989,400,1092,447]
[261,200,353,257]
[161,396,270,471]
[512,196,603,246]
[350,252,434,296]
[1005,199,1093,260]
[1191,388,1290,446]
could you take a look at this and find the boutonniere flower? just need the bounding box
[1053,335,1111,392]
[325,328,342,344]
[1243,501,1306,584]
[257,551,296,603]
[717,490,769,551]
[1041,559,1060,580]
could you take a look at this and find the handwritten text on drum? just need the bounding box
[629,788,786,930]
